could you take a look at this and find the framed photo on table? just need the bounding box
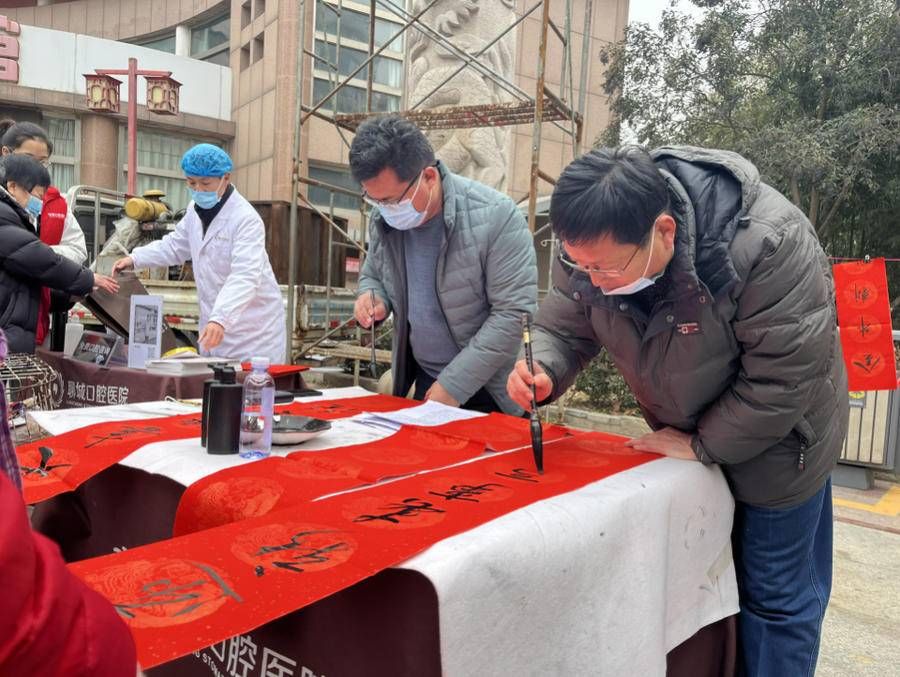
[128,295,164,369]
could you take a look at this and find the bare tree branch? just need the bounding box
[790,175,802,207]
[809,187,820,228]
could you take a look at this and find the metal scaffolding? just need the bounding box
[285,0,591,376]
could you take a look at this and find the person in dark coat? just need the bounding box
[507,145,848,677]
[0,155,118,353]
[0,119,88,264]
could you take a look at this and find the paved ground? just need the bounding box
[818,481,900,676]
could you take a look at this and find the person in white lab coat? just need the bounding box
[112,144,286,363]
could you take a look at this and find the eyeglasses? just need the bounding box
[557,240,644,278]
[362,171,421,209]
[13,151,51,168]
[362,169,425,207]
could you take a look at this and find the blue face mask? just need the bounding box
[190,178,225,209]
[26,194,43,220]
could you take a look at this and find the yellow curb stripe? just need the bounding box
[876,486,900,516]
[834,486,900,516]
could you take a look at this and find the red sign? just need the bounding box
[345,257,360,274]
[833,258,898,391]
[0,16,20,84]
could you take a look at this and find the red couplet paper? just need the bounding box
[172,457,364,536]
[17,413,201,504]
[174,413,572,536]
[285,427,485,482]
[240,363,309,378]
[19,394,422,505]
[284,394,421,420]
[69,432,657,669]
[423,411,572,451]
[173,428,485,536]
[832,258,898,391]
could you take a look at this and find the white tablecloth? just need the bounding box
[32,387,393,487]
[33,389,739,676]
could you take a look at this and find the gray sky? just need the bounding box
[628,0,705,26]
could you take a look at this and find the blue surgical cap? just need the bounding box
[181,144,233,177]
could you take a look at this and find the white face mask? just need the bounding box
[378,175,430,231]
[600,227,658,296]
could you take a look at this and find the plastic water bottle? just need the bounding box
[239,356,275,460]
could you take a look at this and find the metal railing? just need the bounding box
[65,185,128,264]
[839,330,900,471]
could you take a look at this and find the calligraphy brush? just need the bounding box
[522,314,544,474]
[368,289,378,379]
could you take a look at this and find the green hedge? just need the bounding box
[573,350,640,415]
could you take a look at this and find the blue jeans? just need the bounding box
[733,479,833,677]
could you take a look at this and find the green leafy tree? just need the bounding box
[599,0,900,312]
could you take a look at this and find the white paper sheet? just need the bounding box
[355,400,486,432]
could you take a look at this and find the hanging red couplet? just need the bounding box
[832,258,898,391]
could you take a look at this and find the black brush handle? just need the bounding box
[529,415,543,473]
[369,289,378,377]
[522,314,543,473]
[522,315,539,410]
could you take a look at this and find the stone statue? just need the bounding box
[406,0,518,192]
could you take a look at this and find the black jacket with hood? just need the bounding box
[0,187,93,353]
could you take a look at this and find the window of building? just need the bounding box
[313,41,402,89]
[45,117,78,193]
[135,32,177,54]
[313,78,400,114]
[126,130,225,211]
[253,33,265,63]
[312,0,404,114]
[314,0,404,51]
[202,49,231,67]
[191,12,230,64]
[307,163,362,212]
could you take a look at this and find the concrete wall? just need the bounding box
[3,0,226,42]
[508,0,629,203]
[228,0,299,203]
[15,24,231,120]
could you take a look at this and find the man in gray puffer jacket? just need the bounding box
[351,116,536,415]
[507,145,848,677]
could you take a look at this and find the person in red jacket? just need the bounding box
[0,329,138,676]
[35,186,69,347]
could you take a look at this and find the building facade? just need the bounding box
[1,0,628,237]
